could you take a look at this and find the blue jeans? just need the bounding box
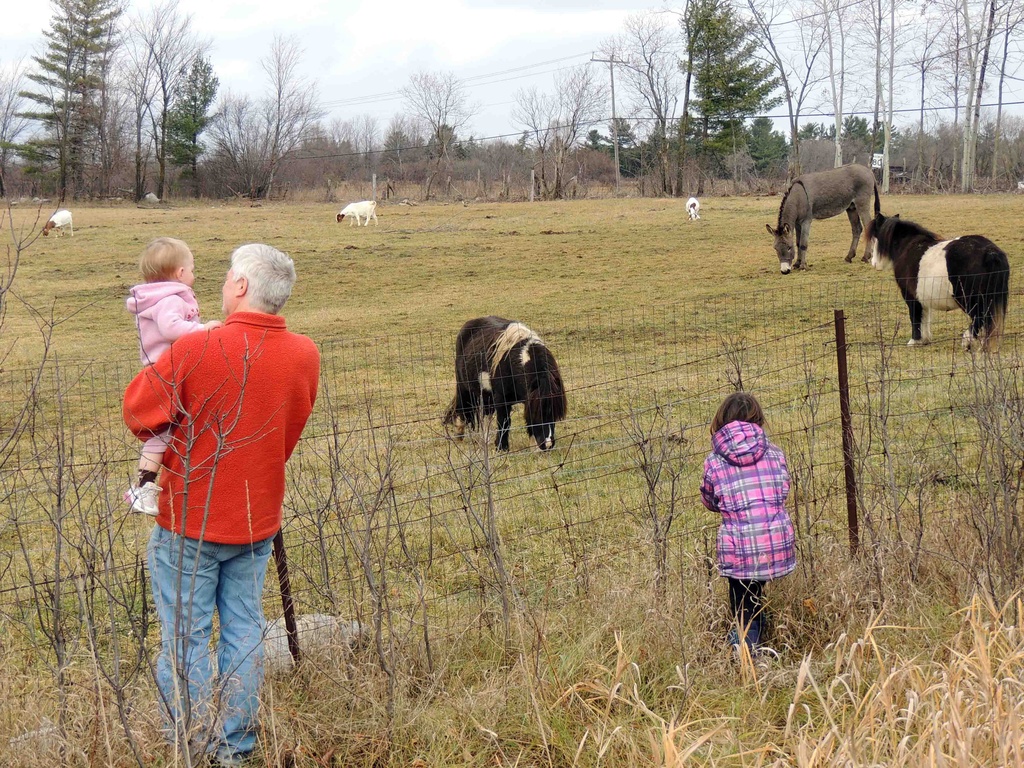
[148,525,274,763]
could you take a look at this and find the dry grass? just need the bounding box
[3,194,1024,766]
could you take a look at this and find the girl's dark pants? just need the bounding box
[728,578,766,646]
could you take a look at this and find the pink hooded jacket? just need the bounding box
[126,282,205,365]
[700,421,795,580]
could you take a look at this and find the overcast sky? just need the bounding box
[2,0,663,139]
[4,0,1024,143]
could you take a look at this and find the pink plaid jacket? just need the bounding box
[701,420,796,580]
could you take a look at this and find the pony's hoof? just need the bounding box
[962,330,975,351]
[907,339,928,347]
[845,255,855,263]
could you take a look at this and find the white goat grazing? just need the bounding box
[686,197,700,221]
[337,200,378,227]
[42,209,74,236]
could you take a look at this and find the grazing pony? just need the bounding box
[766,164,877,273]
[443,316,567,452]
[686,197,700,220]
[866,209,1009,351]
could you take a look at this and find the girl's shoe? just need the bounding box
[124,482,161,516]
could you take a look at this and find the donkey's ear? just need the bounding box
[765,223,775,235]
[780,223,791,236]
[893,213,900,219]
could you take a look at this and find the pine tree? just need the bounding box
[18,0,122,199]
[747,116,788,175]
[689,0,780,187]
[167,56,218,196]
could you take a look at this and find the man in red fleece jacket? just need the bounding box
[123,243,319,766]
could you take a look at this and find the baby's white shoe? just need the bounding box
[124,482,161,516]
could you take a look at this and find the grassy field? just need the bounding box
[2,194,1024,766]
[6,193,1023,359]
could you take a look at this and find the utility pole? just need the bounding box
[592,53,627,195]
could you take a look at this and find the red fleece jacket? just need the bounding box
[123,312,320,544]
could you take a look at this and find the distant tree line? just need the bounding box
[1,0,1023,202]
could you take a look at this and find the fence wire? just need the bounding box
[2,275,1023,667]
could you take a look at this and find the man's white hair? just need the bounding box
[230,243,296,314]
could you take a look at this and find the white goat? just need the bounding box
[686,197,700,221]
[337,200,378,227]
[42,209,74,236]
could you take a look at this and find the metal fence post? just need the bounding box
[834,309,859,556]
[273,530,301,665]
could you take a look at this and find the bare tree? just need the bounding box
[866,0,884,169]
[744,0,826,178]
[611,12,682,194]
[991,2,1024,181]
[135,0,204,200]
[963,0,1000,191]
[948,0,999,191]
[883,0,897,192]
[512,86,557,196]
[207,37,321,199]
[261,34,322,199]
[355,113,380,176]
[93,13,125,197]
[0,60,30,198]
[911,17,944,188]
[401,71,476,199]
[206,91,264,196]
[937,0,969,187]
[121,16,158,200]
[860,0,911,191]
[513,64,605,200]
[817,0,851,167]
[674,0,699,194]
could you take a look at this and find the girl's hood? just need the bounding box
[711,421,768,467]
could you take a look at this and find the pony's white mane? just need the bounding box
[489,322,541,375]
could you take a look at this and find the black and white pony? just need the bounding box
[442,316,567,451]
[866,209,1009,351]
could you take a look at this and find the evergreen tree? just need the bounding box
[586,129,607,151]
[842,116,870,143]
[382,124,412,171]
[167,55,218,196]
[18,0,122,199]
[747,116,788,175]
[689,0,780,185]
[798,122,832,141]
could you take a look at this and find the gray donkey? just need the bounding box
[765,164,878,274]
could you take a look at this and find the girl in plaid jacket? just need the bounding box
[701,392,795,655]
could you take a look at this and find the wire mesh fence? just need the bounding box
[2,274,1023,668]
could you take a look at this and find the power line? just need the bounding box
[318,52,592,110]
[740,0,871,30]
